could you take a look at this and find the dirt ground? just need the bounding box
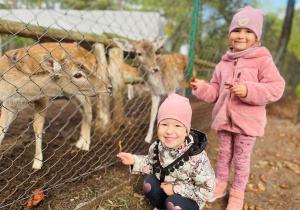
[0,94,299,210]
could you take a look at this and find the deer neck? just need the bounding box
[0,74,63,101]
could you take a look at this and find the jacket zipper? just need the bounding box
[228,58,238,129]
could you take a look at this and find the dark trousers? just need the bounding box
[143,175,199,210]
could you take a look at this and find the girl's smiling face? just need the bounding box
[158,118,187,149]
[229,28,257,52]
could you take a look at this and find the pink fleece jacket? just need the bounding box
[192,47,285,137]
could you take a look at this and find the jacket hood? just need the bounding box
[189,128,208,156]
[222,47,272,61]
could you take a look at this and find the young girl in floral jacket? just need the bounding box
[117,93,216,210]
[191,6,285,210]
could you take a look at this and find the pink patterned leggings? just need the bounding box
[217,130,256,191]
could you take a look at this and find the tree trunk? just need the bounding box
[275,0,295,64]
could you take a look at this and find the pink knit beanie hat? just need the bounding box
[157,93,192,133]
[229,6,265,40]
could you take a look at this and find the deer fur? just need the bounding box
[114,36,194,143]
[0,43,111,169]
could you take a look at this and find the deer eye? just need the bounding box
[137,52,142,56]
[74,73,82,78]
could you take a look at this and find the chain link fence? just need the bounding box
[0,5,213,209]
[0,0,298,208]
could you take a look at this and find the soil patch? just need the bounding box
[0,94,299,210]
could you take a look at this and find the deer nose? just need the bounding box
[106,85,112,92]
[152,68,160,73]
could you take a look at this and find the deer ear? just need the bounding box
[153,35,168,51]
[11,49,20,62]
[42,54,62,77]
[61,50,69,60]
[113,38,134,52]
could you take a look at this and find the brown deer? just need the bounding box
[114,36,194,143]
[0,43,111,169]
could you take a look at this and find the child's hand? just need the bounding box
[190,79,201,90]
[230,85,248,97]
[160,182,174,196]
[117,152,135,165]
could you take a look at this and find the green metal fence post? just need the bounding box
[185,0,200,98]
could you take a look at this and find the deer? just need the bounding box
[114,36,195,143]
[0,42,112,170]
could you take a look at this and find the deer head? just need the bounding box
[113,36,167,74]
[41,53,108,97]
[0,43,111,101]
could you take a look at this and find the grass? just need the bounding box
[92,175,152,210]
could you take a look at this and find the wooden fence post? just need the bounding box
[109,47,126,126]
[93,43,112,135]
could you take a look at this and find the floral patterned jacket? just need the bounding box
[132,129,216,209]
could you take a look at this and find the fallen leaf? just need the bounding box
[258,182,265,191]
[280,184,289,189]
[125,186,133,190]
[250,173,255,181]
[243,203,248,210]
[181,76,196,88]
[292,158,300,165]
[247,183,254,190]
[258,160,269,165]
[118,140,122,153]
[224,82,233,89]
[268,199,275,204]
[285,164,300,174]
[247,184,260,194]
[269,161,275,166]
[249,205,255,210]
[256,206,262,210]
[26,189,45,209]
[209,159,216,164]
[260,174,267,184]
[92,204,104,210]
[291,197,300,203]
[107,199,113,204]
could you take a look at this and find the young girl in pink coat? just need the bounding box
[191,6,285,210]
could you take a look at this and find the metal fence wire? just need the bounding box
[0,1,296,208]
[0,6,214,208]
